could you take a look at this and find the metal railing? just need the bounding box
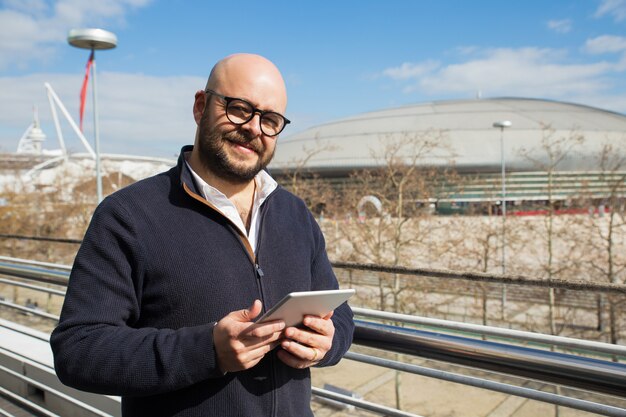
[351,319,626,414]
[0,319,122,417]
[353,307,626,357]
[0,363,113,417]
[333,261,626,294]
[1,258,626,416]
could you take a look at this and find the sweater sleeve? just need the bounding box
[50,197,223,397]
[308,214,355,366]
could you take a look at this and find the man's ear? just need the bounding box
[193,90,206,125]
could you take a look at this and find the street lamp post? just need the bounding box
[493,120,512,320]
[68,28,117,203]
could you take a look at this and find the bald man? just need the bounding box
[51,54,355,417]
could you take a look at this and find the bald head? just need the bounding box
[189,53,287,187]
[205,53,287,114]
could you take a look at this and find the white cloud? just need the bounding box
[382,60,440,80]
[424,48,612,96]
[2,0,49,16]
[584,35,626,54]
[0,72,204,156]
[595,0,626,22]
[379,47,626,112]
[0,0,151,70]
[547,19,572,34]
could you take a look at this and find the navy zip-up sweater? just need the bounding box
[50,145,354,417]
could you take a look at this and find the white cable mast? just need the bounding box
[44,82,96,159]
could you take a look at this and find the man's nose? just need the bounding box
[240,112,263,138]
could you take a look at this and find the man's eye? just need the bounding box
[231,104,249,114]
[263,115,280,128]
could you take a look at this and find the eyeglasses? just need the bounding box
[205,89,290,137]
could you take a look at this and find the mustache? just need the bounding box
[223,131,263,153]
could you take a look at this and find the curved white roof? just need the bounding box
[270,98,626,173]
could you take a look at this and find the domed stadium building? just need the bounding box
[269,97,626,214]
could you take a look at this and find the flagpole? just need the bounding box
[91,48,103,203]
[68,28,117,204]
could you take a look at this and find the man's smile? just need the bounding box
[225,136,262,155]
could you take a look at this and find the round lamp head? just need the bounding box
[493,120,512,129]
[68,28,117,50]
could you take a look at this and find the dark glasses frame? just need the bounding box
[205,89,290,137]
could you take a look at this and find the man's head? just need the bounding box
[192,53,288,184]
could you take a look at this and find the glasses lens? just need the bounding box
[261,112,285,136]
[226,99,253,124]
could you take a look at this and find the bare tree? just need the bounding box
[518,126,585,417]
[328,131,455,410]
[582,142,626,347]
[448,212,500,327]
[276,138,339,224]
[518,126,584,337]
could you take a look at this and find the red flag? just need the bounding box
[79,51,94,132]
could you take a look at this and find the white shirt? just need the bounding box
[185,156,278,254]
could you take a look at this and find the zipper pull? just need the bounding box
[255,264,264,279]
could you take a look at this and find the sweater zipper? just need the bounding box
[251,188,276,309]
[254,193,278,417]
[183,181,279,416]
[254,263,267,313]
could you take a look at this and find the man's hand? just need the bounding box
[277,311,335,369]
[213,300,285,373]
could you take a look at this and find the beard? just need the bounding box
[196,109,275,184]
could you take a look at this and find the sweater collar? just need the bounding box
[176,145,279,200]
[177,145,201,195]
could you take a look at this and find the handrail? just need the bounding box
[312,386,422,417]
[0,235,82,245]
[0,300,59,321]
[2,242,625,293]
[353,320,626,397]
[1,318,50,342]
[333,261,626,294]
[0,277,66,296]
[0,261,69,286]
[0,364,114,417]
[2,258,626,415]
[345,352,626,417]
[0,385,60,417]
[353,307,626,357]
[0,256,72,271]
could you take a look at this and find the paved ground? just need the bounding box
[311,353,626,417]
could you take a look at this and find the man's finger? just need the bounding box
[244,320,286,339]
[302,315,334,335]
[276,348,309,369]
[280,339,325,361]
[239,342,280,367]
[283,328,323,350]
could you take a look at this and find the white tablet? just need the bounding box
[257,289,355,327]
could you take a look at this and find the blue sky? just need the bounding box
[0,0,625,157]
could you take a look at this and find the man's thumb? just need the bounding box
[240,299,262,321]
